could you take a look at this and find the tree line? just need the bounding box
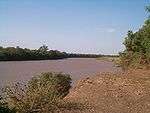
[0,45,102,61]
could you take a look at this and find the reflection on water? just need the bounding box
[0,58,120,88]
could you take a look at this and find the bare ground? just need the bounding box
[64,70,150,113]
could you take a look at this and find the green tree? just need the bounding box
[120,5,150,69]
[38,44,49,53]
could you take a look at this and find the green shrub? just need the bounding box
[28,72,72,98]
[3,72,72,113]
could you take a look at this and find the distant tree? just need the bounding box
[0,46,3,50]
[38,44,49,53]
[0,45,101,61]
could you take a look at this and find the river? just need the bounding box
[0,58,120,88]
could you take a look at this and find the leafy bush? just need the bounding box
[3,72,72,113]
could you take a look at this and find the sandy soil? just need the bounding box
[64,69,150,113]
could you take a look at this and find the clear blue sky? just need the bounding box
[0,0,149,54]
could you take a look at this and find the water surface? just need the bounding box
[0,58,120,87]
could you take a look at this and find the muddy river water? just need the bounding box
[0,58,120,88]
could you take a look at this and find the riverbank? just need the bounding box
[64,69,150,113]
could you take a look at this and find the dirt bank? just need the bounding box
[64,70,150,113]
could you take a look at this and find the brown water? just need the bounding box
[0,58,120,88]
